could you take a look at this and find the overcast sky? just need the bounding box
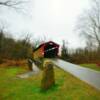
[0,0,90,48]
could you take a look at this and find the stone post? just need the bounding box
[41,60,55,90]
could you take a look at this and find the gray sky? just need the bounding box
[0,0,90,48]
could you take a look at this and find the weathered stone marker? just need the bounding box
[41,60,55,90]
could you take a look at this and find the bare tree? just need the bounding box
[61,40,70,60]
[0,0,30,14]
[0,0,27,8]
[77,0,100,49]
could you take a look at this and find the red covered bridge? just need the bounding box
[33,41,59,59]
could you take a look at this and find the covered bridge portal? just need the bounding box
[33,41,59,59]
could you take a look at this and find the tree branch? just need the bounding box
[0,0,28,9]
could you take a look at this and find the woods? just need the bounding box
[0,30,99,65]
[0,31,32,64]
[61,0,100,64]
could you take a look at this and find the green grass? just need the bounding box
[0,66,100,100]
[80,64,100,71]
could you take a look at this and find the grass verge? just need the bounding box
[0,66,100,100]
[80,64,100,71]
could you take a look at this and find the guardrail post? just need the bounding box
[41,60,55,90]
[28,59,33,71]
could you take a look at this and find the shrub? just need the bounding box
[96,62,100,67]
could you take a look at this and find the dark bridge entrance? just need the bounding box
[44,42,59,58]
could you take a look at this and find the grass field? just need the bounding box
[0,66,100,100]
[80,64,100,71]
